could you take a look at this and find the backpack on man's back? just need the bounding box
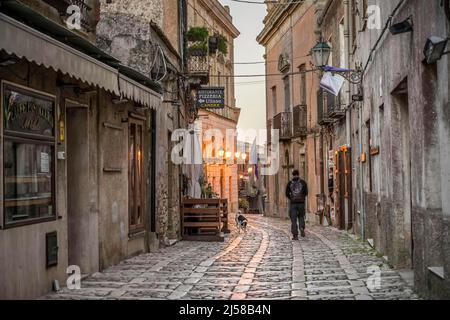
[290,179,306,203]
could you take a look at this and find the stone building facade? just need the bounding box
[0,0,168,299]
[260,0,450,299]
[316,0,354,231]
[96,0,188,248]
[257,0,325,220]
[349,0,450,299]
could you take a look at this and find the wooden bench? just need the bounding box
[182,198,229,242]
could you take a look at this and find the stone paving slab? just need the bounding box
[42,215,420,300]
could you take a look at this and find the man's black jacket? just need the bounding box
[286,177,308,203]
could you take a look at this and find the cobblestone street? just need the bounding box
[42,216,419,300]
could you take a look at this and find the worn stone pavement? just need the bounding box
[42,215,420,300]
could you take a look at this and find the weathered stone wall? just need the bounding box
[352,0,450,298]
[97,0,183,249]
[100,0,163,27]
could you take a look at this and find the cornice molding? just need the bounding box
[257,2,301,46]
[196,0,240,38]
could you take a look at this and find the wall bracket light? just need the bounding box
[389,16,413,35]
[311,40,363,84]
[423,36,449,64]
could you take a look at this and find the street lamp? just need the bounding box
[311,40,331,68]
[423,36,449,64]
[311,40,363,84]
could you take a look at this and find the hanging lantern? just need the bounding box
[311,41,331,68]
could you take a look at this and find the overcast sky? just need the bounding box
[218,0,267,143]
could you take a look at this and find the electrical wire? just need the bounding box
[229,0,305,4]
[207,68,318,78]
[233,53,311,65]
[155,44,168,82]
[362,0,407,77]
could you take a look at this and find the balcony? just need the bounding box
[317,89,333,125]
[42,0,94,31]
[187,55,210,86]
[273,112,292,141]
[327,93,345,119]
[208,105,240,123]
[293,105,307,138]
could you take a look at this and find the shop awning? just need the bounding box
[0,5,161,109]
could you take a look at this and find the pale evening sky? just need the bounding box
[218,0,267,143]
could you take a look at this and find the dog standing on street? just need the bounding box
[235,210,248,233]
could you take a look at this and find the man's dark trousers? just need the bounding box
[290,202,305,237]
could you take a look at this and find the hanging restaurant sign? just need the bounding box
[196,86,225,109]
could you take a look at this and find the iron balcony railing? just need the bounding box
[273,111,292,141]
[327,93,345,119]
[187,55,210,85]
[317,89,333,125]
[293,105,307,138]
[208,105,239,123]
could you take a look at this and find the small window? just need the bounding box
[3,83,56,228]
[299,65,307,106]
[271,86,277,117]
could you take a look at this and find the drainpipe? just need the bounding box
[344,0,352,230]
[358,102,365,240]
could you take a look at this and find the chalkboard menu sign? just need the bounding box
[3,85,55,137]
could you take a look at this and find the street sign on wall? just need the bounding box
[197,87,225,109]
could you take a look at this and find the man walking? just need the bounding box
[286,170,308,240]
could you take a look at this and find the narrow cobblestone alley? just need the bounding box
[42,216,419,300]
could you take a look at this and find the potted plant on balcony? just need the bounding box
[217,34,228,55]
[187,27,209,57]
[208,33,228,55]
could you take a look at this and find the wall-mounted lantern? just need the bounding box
[311,40,362,84]
[423,36,449,64]
[389,16,413,35]
[311,41,331,69]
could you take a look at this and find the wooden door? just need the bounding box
[128,118,145,233]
